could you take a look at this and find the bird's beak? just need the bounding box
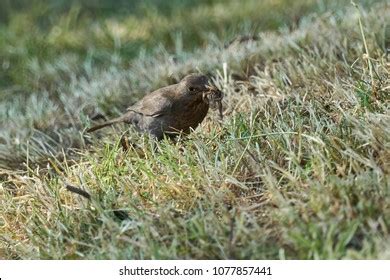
[204,85,223,101]
[205,84,218,93]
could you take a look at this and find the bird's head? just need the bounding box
[179,74,210,95]
[179,73,221,99]
[178,73,224,119]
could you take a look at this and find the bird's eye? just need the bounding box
[189,87,196,92]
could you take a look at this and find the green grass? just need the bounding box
[1,0,390,259]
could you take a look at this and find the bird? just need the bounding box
[87,74,223,140]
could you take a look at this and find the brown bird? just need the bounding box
[87,74,223,140]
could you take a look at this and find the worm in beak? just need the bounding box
[204,85,224,120]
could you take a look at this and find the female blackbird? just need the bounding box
[87,74,222,140]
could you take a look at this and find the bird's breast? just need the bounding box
[170,99,209,131]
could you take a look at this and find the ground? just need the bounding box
[0,0,389,259]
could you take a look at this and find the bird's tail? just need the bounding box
[87,116,125,132]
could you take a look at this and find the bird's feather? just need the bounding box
[127,85,176,117]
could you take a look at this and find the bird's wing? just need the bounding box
[127,85,176,117]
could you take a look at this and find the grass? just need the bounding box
[0,0,390,259]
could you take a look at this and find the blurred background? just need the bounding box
[0,0,381,92]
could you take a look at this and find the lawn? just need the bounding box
[0,0,389,259]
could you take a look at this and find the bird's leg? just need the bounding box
[119,130,138,152]
[120,134,131,151]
